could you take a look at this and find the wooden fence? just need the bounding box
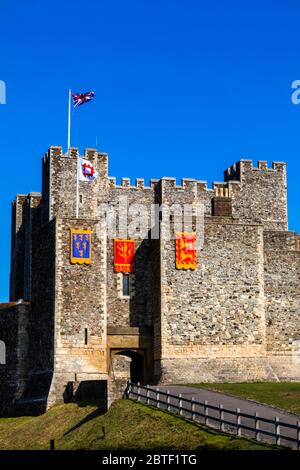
[125,382,300,449]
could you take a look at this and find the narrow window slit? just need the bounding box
[123,274,130,296]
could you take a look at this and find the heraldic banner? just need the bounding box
[70,228,92,264]
[114,239,134,273]
[176,232,197,270]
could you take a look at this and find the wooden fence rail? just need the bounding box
[125,382,300,449]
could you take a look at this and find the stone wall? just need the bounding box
[224,160,287,230]
[23,193,42,301]
[108,354,131,406]
[29,219,56,373]
[264,231,300,380]
[42,146,109,222]
[10,193,42,302]
[106,237,154,328]
[15,219,57,409]
[44,148,159,331]
[103,182,156,328]
[10,196,26,301]
[5,146,300,411]
[0,303,30,415]
[13,149,290,304]
[156,216,267,383]
[47,217,108,407]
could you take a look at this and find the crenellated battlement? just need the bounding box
[212,182,229,197]
[107,176,160,190]
[224,159,286,182]
[43,145,63,162]
[43,146,108,164]
[158,176,232,195]
[12,192,42,208]
[43,146,247,197]
[106,175,242,199]
[39,146,288,229]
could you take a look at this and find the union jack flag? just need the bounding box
[72,91,95,108]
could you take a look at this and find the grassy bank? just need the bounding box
[0,399,277,450]
[186,382,300,415]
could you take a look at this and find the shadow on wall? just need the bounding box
[128,230,161,384]
[63,380,108,409]
[0,341,5,364]
[128,237,153,328]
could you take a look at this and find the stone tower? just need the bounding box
[1,146,299,414]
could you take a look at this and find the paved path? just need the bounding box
[129,384,300,448]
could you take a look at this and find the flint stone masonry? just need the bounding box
[264,231,300,356]
[161,221,265,347]
[0,303,30,415]
[1,145,299,413]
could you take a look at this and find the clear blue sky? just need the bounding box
[0,0,299,301]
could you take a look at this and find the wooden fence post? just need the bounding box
[156,387,160,408]
[137,382,141,401]
[275,416,281,446]
[255,412,260,441]
[167,390,171,412]
[132,390,300,448]
[179,393,183,416]
[127,380,131,398]
[191,397,196,421]
[236,408,241,436]
[220,404,224,432]
[204,400,208,426]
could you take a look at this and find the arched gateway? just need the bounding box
[107,327,153,403]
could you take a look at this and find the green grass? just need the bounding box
[185,382,300,415]
[0,399,279,450]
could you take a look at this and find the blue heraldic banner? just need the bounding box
[70,228,92,264]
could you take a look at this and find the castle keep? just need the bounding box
[1,146,300,413]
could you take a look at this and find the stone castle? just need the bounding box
[1,146,300,414]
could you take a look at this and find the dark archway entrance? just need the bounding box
[114,350,145,384]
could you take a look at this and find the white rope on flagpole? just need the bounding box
[67,89,71,150]
[76,154,79,218]
[68,89,79,218]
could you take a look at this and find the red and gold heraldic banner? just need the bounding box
[176,232,197,270]
[114,239,135,273]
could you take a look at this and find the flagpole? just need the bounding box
[70,89,96,218]
[76,155,79,218]
[68,89,71,149]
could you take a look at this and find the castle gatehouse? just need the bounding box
[1,146,299,413]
